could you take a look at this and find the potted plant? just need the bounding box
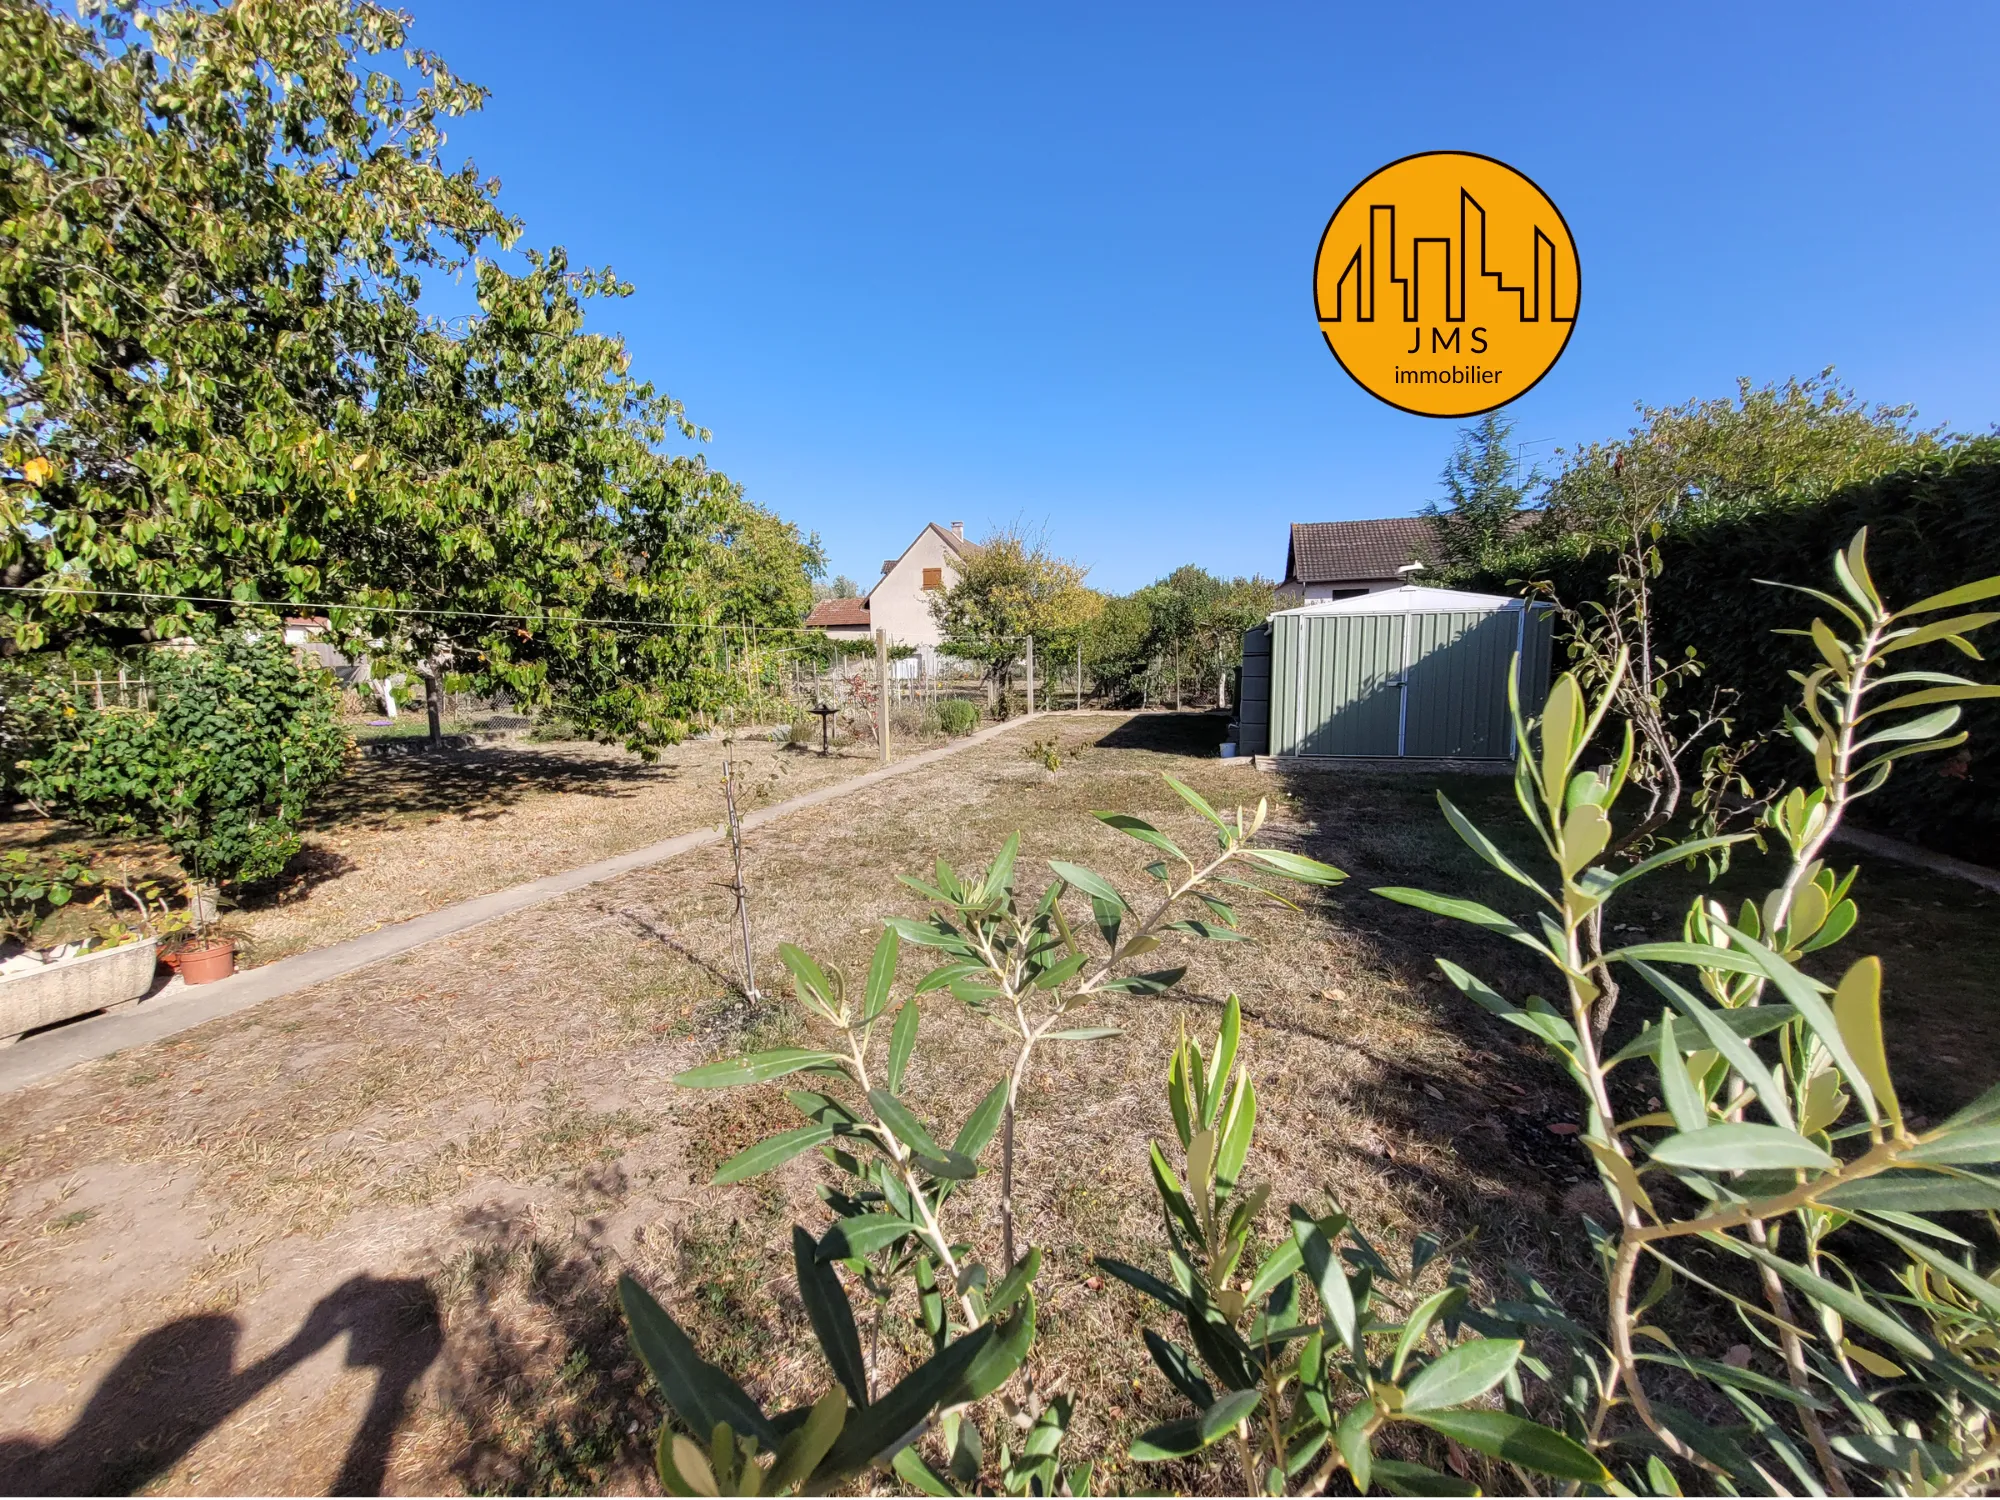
[0,851,162,1044]
[172,906,235,984]
[101,869,203,980]
[24,628,352,986]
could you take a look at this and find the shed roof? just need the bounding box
[1270,584,1536,616]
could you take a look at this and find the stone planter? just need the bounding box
[0,937,159,1047]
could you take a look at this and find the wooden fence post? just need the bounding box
[875,628,890,765]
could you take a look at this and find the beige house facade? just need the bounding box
[804,521,977,671]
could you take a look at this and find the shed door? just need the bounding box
[1404,610,1518,759]
[1274,613,1403,757]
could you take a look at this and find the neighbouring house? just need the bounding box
[1278,517,1438,601]
[803,520,978,672]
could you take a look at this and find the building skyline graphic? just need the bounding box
[1324,189,1575,326]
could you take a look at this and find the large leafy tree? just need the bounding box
[0,0,507,644]
[1530,369,1940,549]
[698,493,826,629]
[814,574,860,601]
[1,0,804,751]
[929,528,1097,696]
[332,248,759,749]
[1185,571,1275,707]
[1072,569,1274,709]
[1075,589,1149,701]
[1133,567,1275,710]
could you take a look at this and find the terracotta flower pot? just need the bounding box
[177,939,236,986]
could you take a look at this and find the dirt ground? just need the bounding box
[0,713,1994,1495]
[3,726,901,968]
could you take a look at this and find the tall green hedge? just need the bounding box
[1459,441,2000,860]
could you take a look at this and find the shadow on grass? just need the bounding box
[1268,768,1665,1204]
[1087,711,1230,756]
[600,899,756,1004]
[0,1276,440,1496]
[313,744,671,832]
[0,1228,662,1496]
[232,840,361,915]
[432,1205,664,1495]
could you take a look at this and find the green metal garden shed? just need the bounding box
[1235,586,1554,761]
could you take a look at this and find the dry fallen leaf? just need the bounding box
[1445,1438,1472,1478]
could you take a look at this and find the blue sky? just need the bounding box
[404,2,1999,594]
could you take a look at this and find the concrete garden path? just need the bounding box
[0,714,1043,1096]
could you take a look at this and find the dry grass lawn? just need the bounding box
[0,712,1994,1494]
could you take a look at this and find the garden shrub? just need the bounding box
[25,627,351,902]
[1373,530,2000,1495]
[935,698,979,737]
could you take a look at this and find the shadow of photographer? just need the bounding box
[0,1273,441,1496]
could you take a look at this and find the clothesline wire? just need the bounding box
[0,583,1030,642]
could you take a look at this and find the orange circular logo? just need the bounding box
[1313,151,1579,417]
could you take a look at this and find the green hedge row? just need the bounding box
[1459,441,2000,861]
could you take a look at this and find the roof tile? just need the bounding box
[804,598,871,628]
[1285,518,1436,585]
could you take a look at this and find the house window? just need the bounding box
[921,567,943,590]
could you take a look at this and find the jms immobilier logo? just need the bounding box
[1314,150,1579,417]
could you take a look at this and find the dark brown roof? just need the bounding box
[1284,518,1436,586]
[805,597,871,628]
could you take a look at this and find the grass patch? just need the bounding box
[671,1215,793,1382]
